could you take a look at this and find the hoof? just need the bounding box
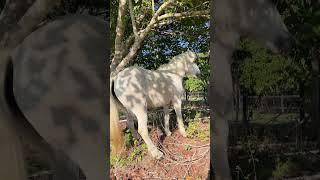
[151,149,164,160]
[179,129,187,137]
[165,130,172,136]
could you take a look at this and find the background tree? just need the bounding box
[234,38,309,96]
[236,0,319,129]
[278,0,320,144]
[110,0,210,76]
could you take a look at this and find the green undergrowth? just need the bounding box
[272,158,298,179]
[186,112,209,140]
[110,129,148,168]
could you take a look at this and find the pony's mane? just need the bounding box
[157,51,195,71]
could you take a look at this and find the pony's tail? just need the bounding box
[110,82,124,154]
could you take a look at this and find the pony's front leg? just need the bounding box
[173,99,187,137]
[163,106,172,136]
[135,109,163,159]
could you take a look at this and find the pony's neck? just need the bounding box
[157,66,186,77]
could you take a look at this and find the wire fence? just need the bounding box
[185,91,302,114]
[245,95,301,113]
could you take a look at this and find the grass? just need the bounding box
[186,112,209,140]
[272,158,297,179]
[110,143,147,168]
[110,129,148,168]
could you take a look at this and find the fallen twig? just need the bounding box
[166,142,210,148]
[162,148,209,166]
[184,150,197,178]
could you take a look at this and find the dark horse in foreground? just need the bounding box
[211,0,291,179]
[1,15,108,180]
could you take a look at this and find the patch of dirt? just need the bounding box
[110,118,210,179]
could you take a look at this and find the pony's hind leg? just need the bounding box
[173,99,187,137]
[132,107,164,159]
[163,106,172,136]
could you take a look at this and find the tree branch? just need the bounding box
[121,34,135,57]
[152,10,210,29]
[152,0,155,15]
[157,10,210,22]
[0,0,61,50]
[111,0,210,76]
[141,0,175,33]
[111,0,175,74]
[0,0,35,39]
[112,0,127,69]
[1,0,62,49]
[128,0,138,37]
[110,0,174,76]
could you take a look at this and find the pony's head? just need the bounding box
[239,0,291,53]
[158,50,201,77]
[186,62,201,77]
[184,50,201,77]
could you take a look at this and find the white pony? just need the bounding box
[110,50,200,159]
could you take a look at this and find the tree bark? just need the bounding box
[128,0,138,37]
[112,0,127,68]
